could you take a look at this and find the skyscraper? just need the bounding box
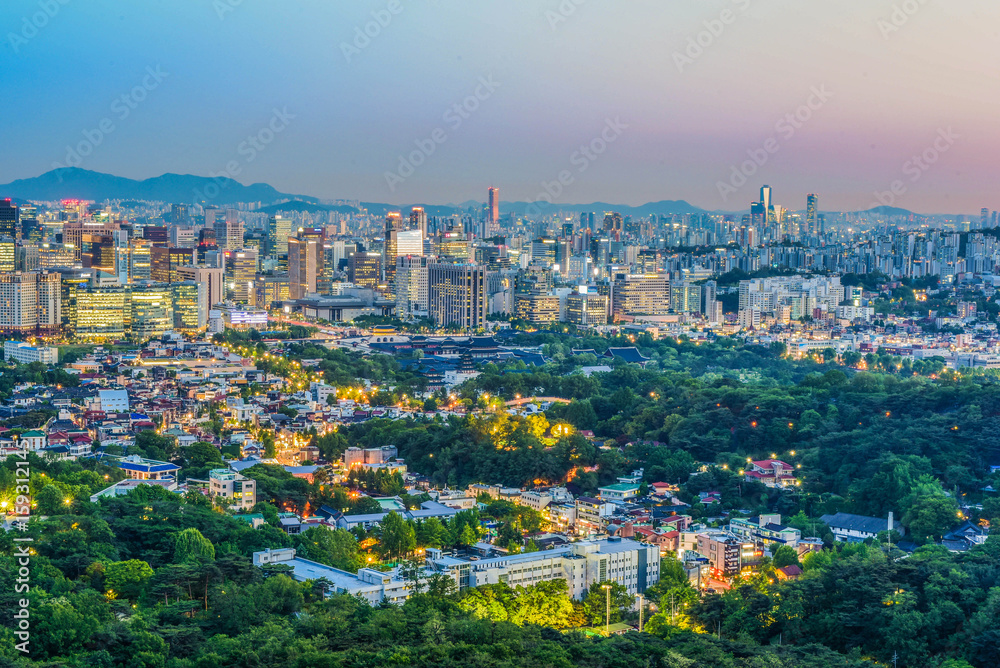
[214,209,243,251]
[384,212,403,287]
[288,230,324,300]
[349,252,382,290]
[226,249,258,304]
[428,263,487,329]
[760,185,772,214]
[410,207,428,240]
[603,212,623,242]
[0,200,19,240]
[268,215,292,256]
[806,194,818,235]
[488,187,500,234]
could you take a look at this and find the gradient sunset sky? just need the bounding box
[2,0,997,213]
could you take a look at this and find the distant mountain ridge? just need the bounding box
[0,168,318,207]
[0,168,945,218]
[0,168,716,217]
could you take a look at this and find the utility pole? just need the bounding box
[892,651,899,668]
[603,584,611,636]
[636,593,644,632]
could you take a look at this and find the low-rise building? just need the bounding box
[4,341,58,365]
[598,482,641,504]
[729,514,802,548]
[820,512,901,543]
[209,468,257,510]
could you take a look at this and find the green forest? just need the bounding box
[2,331,999,666]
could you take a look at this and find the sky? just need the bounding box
[2,0,998,214]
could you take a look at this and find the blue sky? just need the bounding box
[2,0,998,213]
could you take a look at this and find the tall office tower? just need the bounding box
[982,208,990,229]
[171,204,189,225]
[0,271,61,336]
[150,247,194,283]
[288,231,324,299]
[428,263,488,329]
[410,207,428,239]
[197,228,218,264]
[130,284,175,341]
[127,238,152,283]
[170,281,207,331]
[0,200,19,240]
[396,229,423,257]
[204,206,220,232]
[610,272,670,321]
[82,234,117,275]
[16,245,40,273]
[395,255,430,319]
[254,275,289,310]
[215,209,243,251]
[176,265,224,321]
[0,237,15,272]
[603,212,623,242]
[63,220,121,260]
[20,206,39,242]
[750,202,766,228]
[384,212,403,286]
[226,249,258,303]
[488,187,500,234]
[143,226,169,246]
[268,215,292,256]
[818,214,826,235]
[806,194,819,235]
[760,185,772,215]
[349,252,382,289]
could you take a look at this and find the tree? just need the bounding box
[379,511,416,562]
[104,559,154,601]
[772,545,800,569]
[903,495,959,544]
[581,582,632,626]
[173,528,216,563]
[293,527,363,572]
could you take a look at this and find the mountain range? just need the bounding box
[0,168,921,218]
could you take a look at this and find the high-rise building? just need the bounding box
[806,194,818,235]
[384,212,403,287]
[63,221,121,260]
[268,215,292,256]
[288,232,323,300]
[0,271,61,336]
[171,204,189,225]
[176,265,224,322]
[171,281,207,331]
[488,187,500,234]
[254,275,289,310]
[150,247,194,283]
[603,212,623,242]
[349,252,382,290]
[760,185,772,216]
[215,209,243,251]
[410,207,428,239]
[428,263,487,329]
[129,238,153,283]
[394,255,430,319]
[131,284,174,340]
[0,200,19,240]
[396,229,423,257]
[611,273,670,320]
[565,292,608,326]
[226,249,258,304]
[0,237,15,273]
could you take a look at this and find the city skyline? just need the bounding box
[3,1,998,213]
